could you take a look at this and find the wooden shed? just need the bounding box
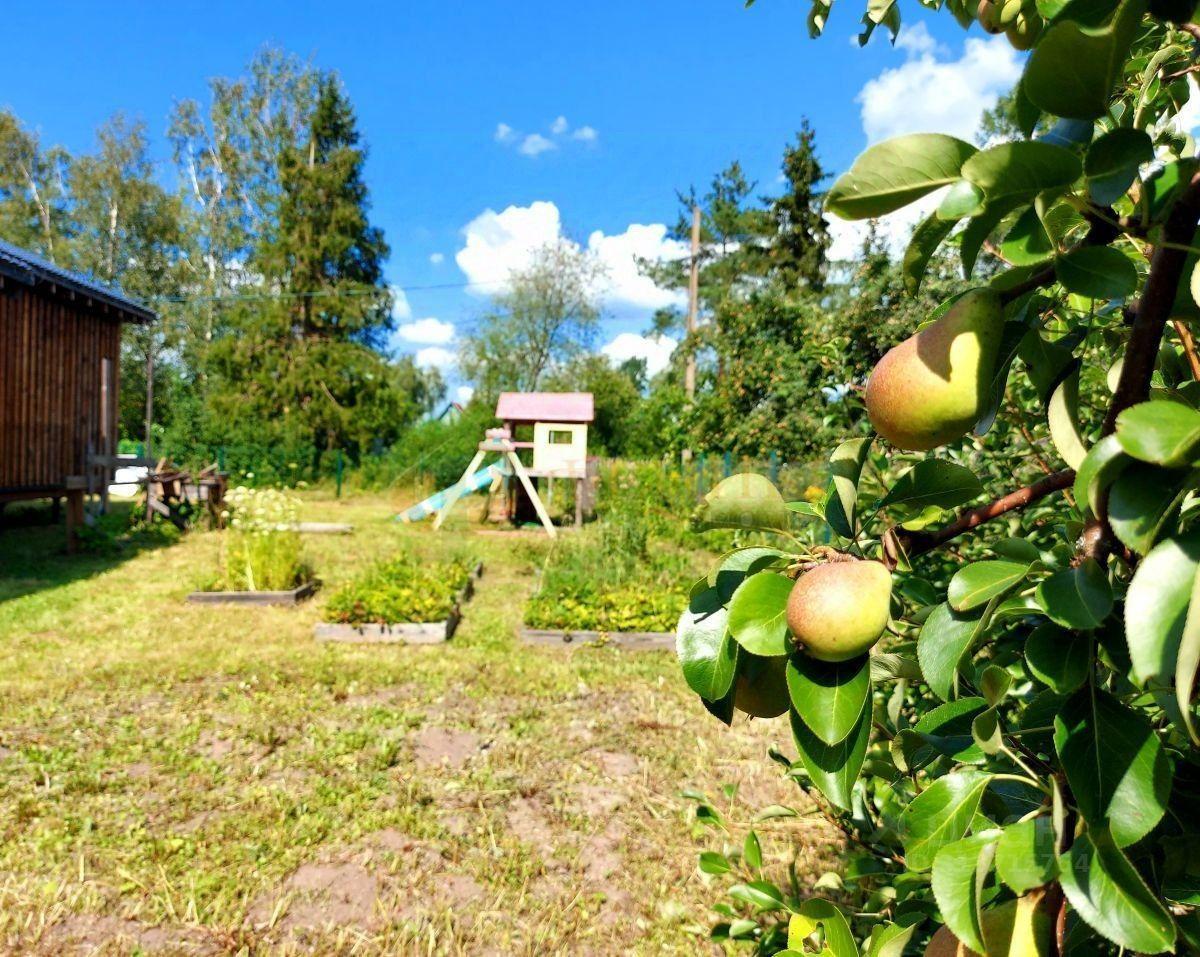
[0,238,156,547]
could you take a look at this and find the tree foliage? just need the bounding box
[0,48,437,460]
[676,4,1200,956]
[459,239,606,403]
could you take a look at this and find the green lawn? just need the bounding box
[0,491,835,955]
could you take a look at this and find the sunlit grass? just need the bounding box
[0,490,834,954]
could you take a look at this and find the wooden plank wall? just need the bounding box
[0,285,121,496]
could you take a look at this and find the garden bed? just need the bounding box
[293,522,354,534]
[521,627,674,651]
[187,581,318,607]
[521,487,704,646]
[315,558,482,644]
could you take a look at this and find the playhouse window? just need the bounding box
[548,429,574,445]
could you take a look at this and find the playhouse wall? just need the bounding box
[532,422,587,475]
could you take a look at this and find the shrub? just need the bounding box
[217,487,308,591]
[323,555,475,625]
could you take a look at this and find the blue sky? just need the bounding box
[0,1,1022,397]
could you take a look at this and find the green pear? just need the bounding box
[924,893,1054,957]
[866,289,1005,451]
[733,652,790,718]
[1006,11,1042,49]
[786,560,892,662]
[977,0,1004,32]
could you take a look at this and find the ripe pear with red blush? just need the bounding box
[787,559,892,662]
[865,288,1005,451]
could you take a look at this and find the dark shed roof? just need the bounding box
[0,238,156,323]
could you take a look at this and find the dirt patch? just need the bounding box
[568,784,626,818]
[124,761,154,779]
[342,683,416,708]
[505,795,560,849]
[595,887,635,929]
[176,810,216,834]
[248,861,380,932]
[357,828,442,868]
[196,730,233,761]
[582,819,626,884]
[588,750,639,778]
[431,873,485,910]
[439,807,474,838]
[412,726,481,770]
[40,914,218,954]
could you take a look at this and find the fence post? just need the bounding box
[723,451,733,478]
[769,450,780,486]
[336,449,344,498]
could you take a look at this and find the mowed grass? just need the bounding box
[0,490,837,956]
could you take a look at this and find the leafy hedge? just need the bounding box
[322,555,476,625]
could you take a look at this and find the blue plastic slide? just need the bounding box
[397,462,509,523]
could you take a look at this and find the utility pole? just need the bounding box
[144,343,155,522]
[686,205,700,401]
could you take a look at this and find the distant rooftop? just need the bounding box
[495,392,594,423]
[0,238,156,323]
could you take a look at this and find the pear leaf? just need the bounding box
[826,134,979,220]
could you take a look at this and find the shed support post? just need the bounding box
[65,491,85,554]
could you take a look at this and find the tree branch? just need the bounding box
[997,216,1121,306]
[1102,173,1200,433]
[887,469,1075,564]
[1174,319,1200,380]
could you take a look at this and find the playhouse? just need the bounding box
[400,391,597,537]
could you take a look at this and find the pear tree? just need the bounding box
[676,1,1200,954]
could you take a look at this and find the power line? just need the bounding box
[147,278,509,304]
[146,252,698,307]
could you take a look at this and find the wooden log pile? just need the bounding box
[145,460,228,529]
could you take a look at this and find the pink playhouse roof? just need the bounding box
[495,391,594,424]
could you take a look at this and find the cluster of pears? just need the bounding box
[976,0,1044,49]
[735,288,1008,715]
[865,289,1005,452]
[924,893,1055,957]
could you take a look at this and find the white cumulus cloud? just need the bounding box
[396,317,455,345]
[519,133,557,157]
[429,252,445,265]
[455,385,475,404]
[586,223,688,311]
[415,347,456,370]
[390,286,412,322]
[455,200,685,312]
[857,24,1022,144]
[456,201,563,291]
[494,117,599,156]
[602,333,677,377]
